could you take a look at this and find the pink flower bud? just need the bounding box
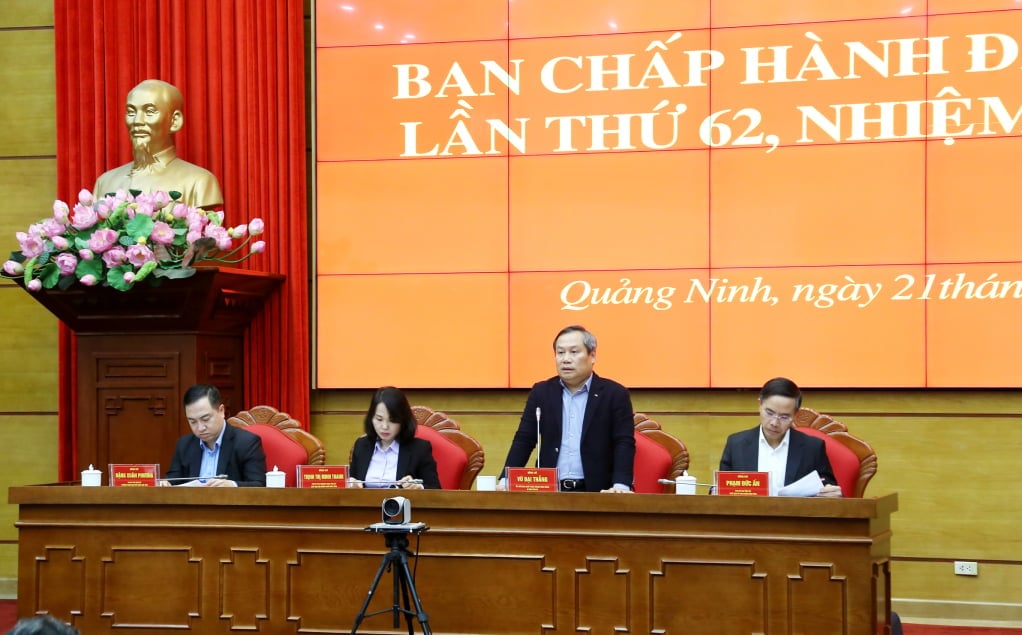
[51,235,69,250]
[53,200,70,222]
[3,260,24,275]
[27,279,42,291]
[123,271,135,283]
[251,240,266,254]
[55,253,78,275]
[78,189,94,206]
[80,274,98,287]
[249,218,265,236]
[78,249,94,261]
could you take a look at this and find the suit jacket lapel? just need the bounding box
[396,442,411,478]
[353,437,372,479]
[785,430,805,486]
[544,380,564,447]
[185,439,203,477]
[740,428,759,471]
[579,374,601,441]
[216,425,234,475]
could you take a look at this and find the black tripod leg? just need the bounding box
[351,553,393,634]
[392,555,402,629]
[397,564,414,635]
[396,553,432,635]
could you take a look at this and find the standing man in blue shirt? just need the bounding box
[500,325,635,493]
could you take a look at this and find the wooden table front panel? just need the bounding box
[10,487,896,635]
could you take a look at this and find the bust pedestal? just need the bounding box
[22,266,283,474]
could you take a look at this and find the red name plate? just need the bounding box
[715,471,770,496]
[109,464,160,487]
[297,465,348,488]
[507,467,558,492]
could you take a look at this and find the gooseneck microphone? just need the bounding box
[163,474,228,482]
[535,407,541,468]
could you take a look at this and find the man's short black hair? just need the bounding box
[759,377,802,409]
[183,383,222,409]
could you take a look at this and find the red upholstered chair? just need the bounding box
[227,406,325,487]
[412,405,485,490]
[793,407,877,498]
[632,413,690,494]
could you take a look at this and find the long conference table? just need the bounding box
[9,486,897,634]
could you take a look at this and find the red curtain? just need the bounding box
[53,0,309,479]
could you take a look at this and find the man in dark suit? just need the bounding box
[161,384,267,487]
[718,377,842,497]
[500,325,635,493]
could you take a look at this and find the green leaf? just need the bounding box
[56,274,76,290]
[152,266,197,280]
[126,214,154,241]
[119,235,135,247]
[76,258,102,280]
[107,265,134,291]
[169,191,182,201]
[39,262,61,288]
[74,228,97,250]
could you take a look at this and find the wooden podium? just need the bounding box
[9,487,897,634]
[23,266,283,476]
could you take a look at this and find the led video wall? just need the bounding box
[316,0,1022,388]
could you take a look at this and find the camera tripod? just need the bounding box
[351,526,432,635]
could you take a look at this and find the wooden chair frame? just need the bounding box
[794,407,877,498]
[412,405,485,490]
[228,405,326,465]
[633,413,690,492]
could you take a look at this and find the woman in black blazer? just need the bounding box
[349,386,441,490]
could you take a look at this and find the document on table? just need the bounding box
[777,470,824,497]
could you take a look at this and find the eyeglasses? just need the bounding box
[762,408,793,423]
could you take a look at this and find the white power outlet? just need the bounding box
[954,560,978,576]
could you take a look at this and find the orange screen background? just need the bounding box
[315,0,1022,388]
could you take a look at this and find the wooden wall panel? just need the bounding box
[0,30,54,156]
[0,158,57,240]
[0,411,58,596]
[12,487,895,634]
[0,3,57,596]
[0,293,58,412]
[0,1,52,28]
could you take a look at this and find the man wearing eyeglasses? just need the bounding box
[718,377,843,497]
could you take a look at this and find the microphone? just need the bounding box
[389,479,424,488]
[163,474,229,482]
[657,478,716,488]
[351,479,424,487]
[535,407,541,468]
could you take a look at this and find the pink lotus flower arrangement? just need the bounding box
[2,189,266,292]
